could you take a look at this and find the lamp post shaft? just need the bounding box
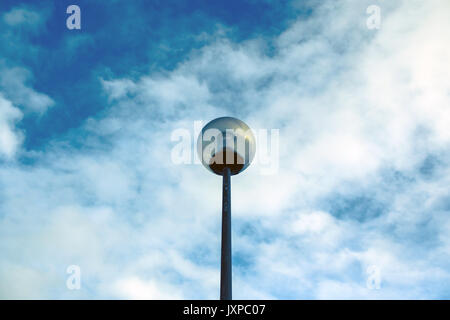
[220,167,232,300]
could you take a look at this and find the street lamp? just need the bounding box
[197,117,256,300]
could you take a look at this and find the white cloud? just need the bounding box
[112,277,183,300]
[2,7,43,28]
[0,67,54,113]
[0,65,54,159]
[0,94,23,158]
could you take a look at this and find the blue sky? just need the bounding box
[1,0,450,299]
[0,0,304,150]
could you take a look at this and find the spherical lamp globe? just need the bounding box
[197,117,256,176]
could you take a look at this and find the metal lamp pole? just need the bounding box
[197,117,256,300]
[221,166,232,300]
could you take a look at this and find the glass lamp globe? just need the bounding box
[197,117,256,176]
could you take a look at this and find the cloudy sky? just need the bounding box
[0,0,449,299]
